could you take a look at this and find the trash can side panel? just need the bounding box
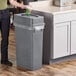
[32,17,44,26]
[15,27,33,67]
[32,30,43,69]
[14,15,32,27]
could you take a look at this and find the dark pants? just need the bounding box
[0,9,10,62]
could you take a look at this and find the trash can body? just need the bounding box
[14,14,44,70]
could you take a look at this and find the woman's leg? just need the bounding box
[1,10,10,62]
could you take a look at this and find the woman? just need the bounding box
[0,0,31,66]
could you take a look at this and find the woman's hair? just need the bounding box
[7,0,10,4]
[7,0,23,4]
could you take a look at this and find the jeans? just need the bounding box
[0,9,10,62]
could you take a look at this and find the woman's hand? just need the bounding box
[9,0,32,11]
[20,4,30,9]
[21,5,32,14]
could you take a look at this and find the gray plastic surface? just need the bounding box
[14,13,44,27]
[14,13,44,70]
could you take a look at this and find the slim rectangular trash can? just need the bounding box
[14,13,44,70]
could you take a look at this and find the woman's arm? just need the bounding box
[9,0,30,9]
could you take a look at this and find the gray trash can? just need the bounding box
[14,13,44,70]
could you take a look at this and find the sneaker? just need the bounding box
[1,61,13,66]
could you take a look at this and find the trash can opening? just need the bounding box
[21,13,38,17]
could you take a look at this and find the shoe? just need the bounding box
[1,61,13,66]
